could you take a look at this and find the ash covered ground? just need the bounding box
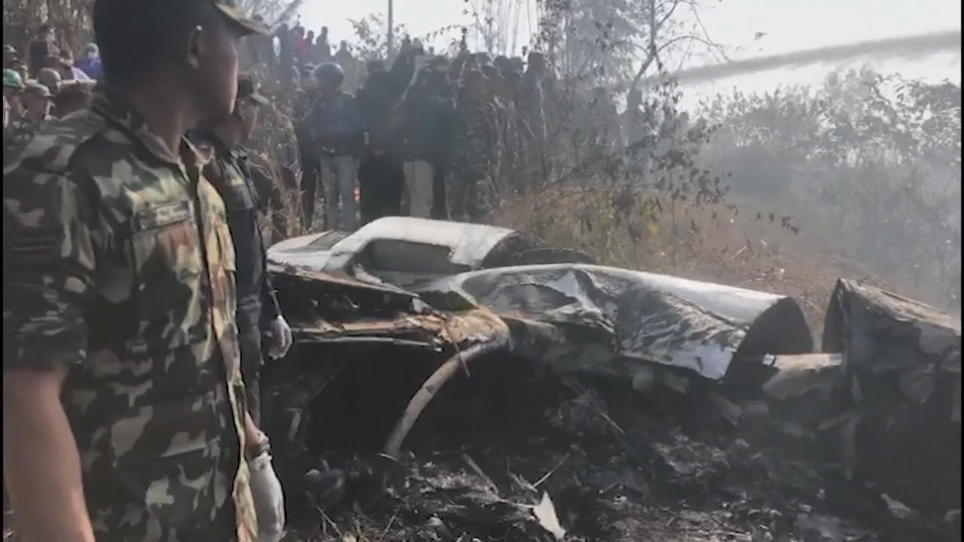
[276,356,954,542]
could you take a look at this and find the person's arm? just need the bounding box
[3,163,98,542]
[4,367,94,542]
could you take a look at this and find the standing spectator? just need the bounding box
[27,23,58,77]
[587,85,623,152]
[190,76,292,429]
[244,14,276,73]
[356,60,405,223]
[276,22,296,85]
[74,44,103,81]
[305,30,316,62]
[3,45,20,69]
[357,146,404,224]
[518,51,548,185]
[334,41,358,90]
[2,69,24,117]
[36,67,62,96]
[294,25,310,66]
[356,60,397,152]
[315,26,332,62]
[396,68,455,218]
[51,81,94,118]
[303,62,365,230]
[19,81,52,124]
[448,69,499,221]
[2,69,23,149]
[8,59,29,84]
[6,80,53,151]
[48,54,92,83]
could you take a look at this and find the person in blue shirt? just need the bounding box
[75,43,103,81]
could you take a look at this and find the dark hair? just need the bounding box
[53,83,94,116]
[93,0,220,86]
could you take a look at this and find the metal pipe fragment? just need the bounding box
[384,338,508,457]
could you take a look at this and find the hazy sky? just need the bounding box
[299,0,961,95]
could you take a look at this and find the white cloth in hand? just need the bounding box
[264,315,293,359]
[249,450,286,542]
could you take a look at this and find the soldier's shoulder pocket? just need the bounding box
[2,169,70,262]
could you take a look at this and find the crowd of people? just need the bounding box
[2,25,100,156]
[234,24,639,232]
[4,19,672,235]
[284,37,564,230]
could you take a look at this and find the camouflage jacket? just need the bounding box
[2,92,258,542]
[4,112,50,160]
[449,98,500,181]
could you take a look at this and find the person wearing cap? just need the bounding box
[37,66,62,95]
[2,68,24,102]
[2,1,282,541]
[8,59,29,85]
[20,81,52,122]
[3,45,19,70]
[51,80,95,119]
[5,81,53,154]
[190,76,291,429]
[2,69,25,136]
[302,61,365,230]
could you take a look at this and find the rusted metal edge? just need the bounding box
[384,336,510,457]
[268,261,418,298]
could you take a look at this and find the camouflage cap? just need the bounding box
[213,0,270,36]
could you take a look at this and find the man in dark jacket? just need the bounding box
[191,76,293,426]
[356,60,404,223]
[396,66,455,217]
[27,24,59,77]
[303,62,365,230]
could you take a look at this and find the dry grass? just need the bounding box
[490,185,894,335]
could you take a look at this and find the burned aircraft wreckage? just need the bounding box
[262,217,961,540]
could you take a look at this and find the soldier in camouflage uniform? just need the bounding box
[5,81,53,155]
[491,68,524,195]
[191,76,293,427]
[517,51,548,185]
[2,68,24,153]
[2,1,280,541]
[448,68,499,221]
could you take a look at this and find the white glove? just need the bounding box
[249,450,286,542]
[264,315,293,360]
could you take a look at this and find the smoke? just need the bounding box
[648,30,961,85]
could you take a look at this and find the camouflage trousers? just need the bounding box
[448,173,488,223]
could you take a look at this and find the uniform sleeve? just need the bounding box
[247,162,277,215]
[3,163,97,370]
[259,271,282,324]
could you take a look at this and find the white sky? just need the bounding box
[299,0,962,97]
